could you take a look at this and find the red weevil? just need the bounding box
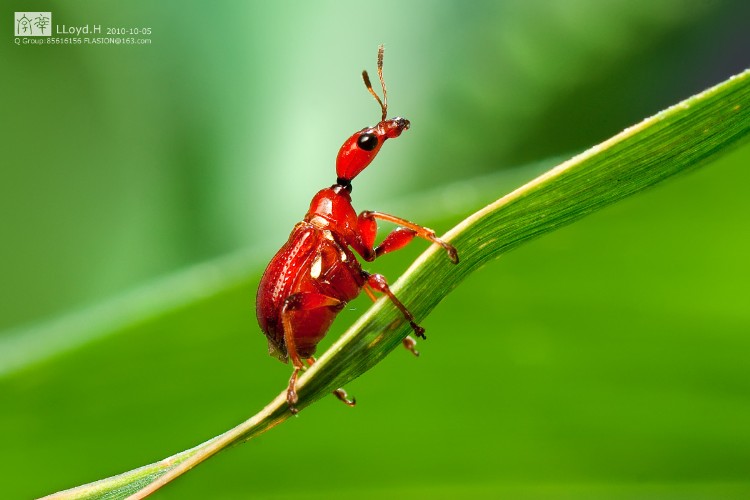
[256,46,458,414]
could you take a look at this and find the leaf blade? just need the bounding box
[44,68,750,499]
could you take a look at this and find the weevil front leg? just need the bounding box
[281,292,345,414]
[358,210,459,263]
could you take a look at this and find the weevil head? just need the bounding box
[335,117,410,187]
[335,45,409,190]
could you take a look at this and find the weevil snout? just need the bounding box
[379,117,410,138]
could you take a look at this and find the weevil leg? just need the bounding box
[375,226,417,258]
[333,388,356,407]
[281,292,344,414]
[281,312,305,414]
[305,357,356,408]
[363,285,378,302]
[358,210,459,263]
[362,278,421,356]
[402,335,420,357]
[286,365,302,414]
[364,272,426,340]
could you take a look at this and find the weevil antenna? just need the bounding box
[362,45,388,121]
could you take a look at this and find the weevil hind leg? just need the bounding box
[306,357,357,408]
[282,312,304,414]
[286,365,302,414]
[280,292,343,414]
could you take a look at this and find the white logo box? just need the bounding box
[15,12,52,37]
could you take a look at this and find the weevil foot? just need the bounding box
[287,367,301,414]
[442,242,459,264]
[402,335,420,357]
[409,321,426,339]
[334,388,356,407]
[287,390,299,414]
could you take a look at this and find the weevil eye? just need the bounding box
[357,132,378,151]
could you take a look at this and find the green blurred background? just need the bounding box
[2,0,750,498]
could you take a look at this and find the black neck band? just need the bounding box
[336,177,353,192]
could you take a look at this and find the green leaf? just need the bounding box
[43,68,750,499]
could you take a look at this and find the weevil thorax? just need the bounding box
[335,117,410,186]
[304,185,358,238]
